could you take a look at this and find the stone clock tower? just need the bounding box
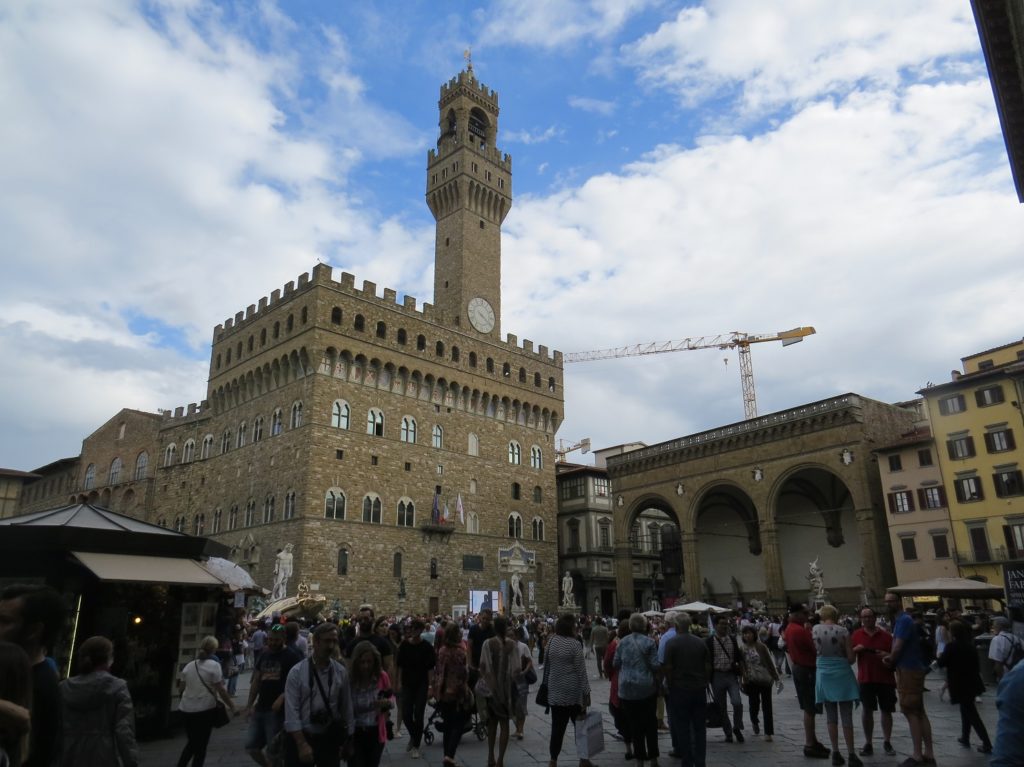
[427,64,511,338]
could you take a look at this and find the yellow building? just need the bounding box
[919,338,1024,589]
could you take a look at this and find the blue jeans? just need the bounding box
[667,688,707,767]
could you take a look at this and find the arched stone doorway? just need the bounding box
[615,496,683,611]
[773,466,861,605]
[693,482,763,608]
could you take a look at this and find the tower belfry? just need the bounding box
[427,66,512,338]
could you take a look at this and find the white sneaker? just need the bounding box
[410,748,421,759]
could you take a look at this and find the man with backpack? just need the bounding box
[988,616,1024,682]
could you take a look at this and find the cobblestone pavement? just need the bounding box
[141,656,999,767]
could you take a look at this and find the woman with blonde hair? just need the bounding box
[177,635,236,767]
[59,636,138,766]
[812,605,862,767]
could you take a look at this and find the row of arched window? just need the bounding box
[335,548,442,580]
[162,402,303,467]
[82,452,149,490]
[322,487,544,539]
[156,491,297,534]
[329,307,557,392]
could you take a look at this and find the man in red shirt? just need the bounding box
[783,604,829,759]
[851,606,897,756]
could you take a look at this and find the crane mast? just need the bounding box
[564,327,815,420]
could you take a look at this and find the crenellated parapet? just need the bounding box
[439,70,498,105]
[159,400,211,427]
[212,263,560,366]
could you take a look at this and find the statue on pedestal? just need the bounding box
[562,570,575,607]
[272,543,294,600]
[511,572,524,609]
[808,557,826,601]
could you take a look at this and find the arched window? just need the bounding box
[260,328,267,345]
[290,401,303,429]
[221,430,231,453]
[468,433,480,456]
[201,434,214,459]
[263,494,276,524]
[271,409,283,436]
[331,307,342,324]
[325,488,346,520]
[511,482,521,500]
[469,352,477,368]
[286,314,294,332]
[253,417,264,442]
[435,341,445,357]
[397,328,407,345]
[432,425,443,449]
[331,400,350,429]
[354,314,365,332]
[182,440,195,463]
[284,491,297,519]
[416,335,426,351]
[174,515,185,532]
[194,513,206,536]
[486,358,494,373]
[301,306,308,324]
[533,485,542,503]
[84,464,96,490]
[430,558,438,579]
[273,321,280,339]
[393,552,403,578]
[376,321,386,339]
[534,372,541,387]
[451,346,460,362]
[502,362,511,377]
[248,335,254,352]
[530,446,543,469]
[245,500,256,527]
[507,513,523,538]
[469,479,477,494]
[236,422,247,448]
[548,377,556,392]
[400,417,417,444]
[568,519,581,551]
[508,441,522,465]
[228,505,238,530]
[163,444,177,467]
[648,522,660,551]
[362,495,382,524]
[337,548,349,576]
[467,511,480,534]
[212,508,222,533]
[397,499,415,527]
[109,457,122,485]
[519,367,526,383]
[367,409,384,436]
[532,517,545,541]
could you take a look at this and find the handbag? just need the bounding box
[193,660,231,728]
[535,659,550,710]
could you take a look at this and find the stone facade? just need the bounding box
[605,394,917,613]
[16,67,565,616]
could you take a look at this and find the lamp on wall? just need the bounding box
[616,495,624,507]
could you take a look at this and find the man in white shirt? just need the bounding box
[988,617,1023,682]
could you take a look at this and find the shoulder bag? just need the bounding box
[194,660,230,727]
[535,651,551,711]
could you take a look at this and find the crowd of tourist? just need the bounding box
[0,581,1022,767]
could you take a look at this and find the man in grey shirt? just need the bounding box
[662,614,711,767]
[284,623,355,766]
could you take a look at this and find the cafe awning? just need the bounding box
[72,551,223,586]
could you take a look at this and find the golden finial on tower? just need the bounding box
[463,46,473,72]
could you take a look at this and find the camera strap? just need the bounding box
[309,659,334,714]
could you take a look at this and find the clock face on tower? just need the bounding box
[467,297,495,333]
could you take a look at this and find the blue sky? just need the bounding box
[1,0,1022,470]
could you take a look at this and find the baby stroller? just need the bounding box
[422,695,486,745]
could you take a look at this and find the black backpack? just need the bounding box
[1003,634,1024,671]
[917,623,936,665]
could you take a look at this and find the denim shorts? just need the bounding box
[245,708,283,750]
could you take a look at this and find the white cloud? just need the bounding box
[568,95,617,115]
[479,0,655,49]
[625,0,982,118]
[503,125,564,145]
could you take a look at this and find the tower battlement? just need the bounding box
[212,264,561,365]
[439,70,498,104]
[427,144,511,172]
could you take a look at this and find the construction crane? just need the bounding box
[564,327,816,420]
[555,437,591,464]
